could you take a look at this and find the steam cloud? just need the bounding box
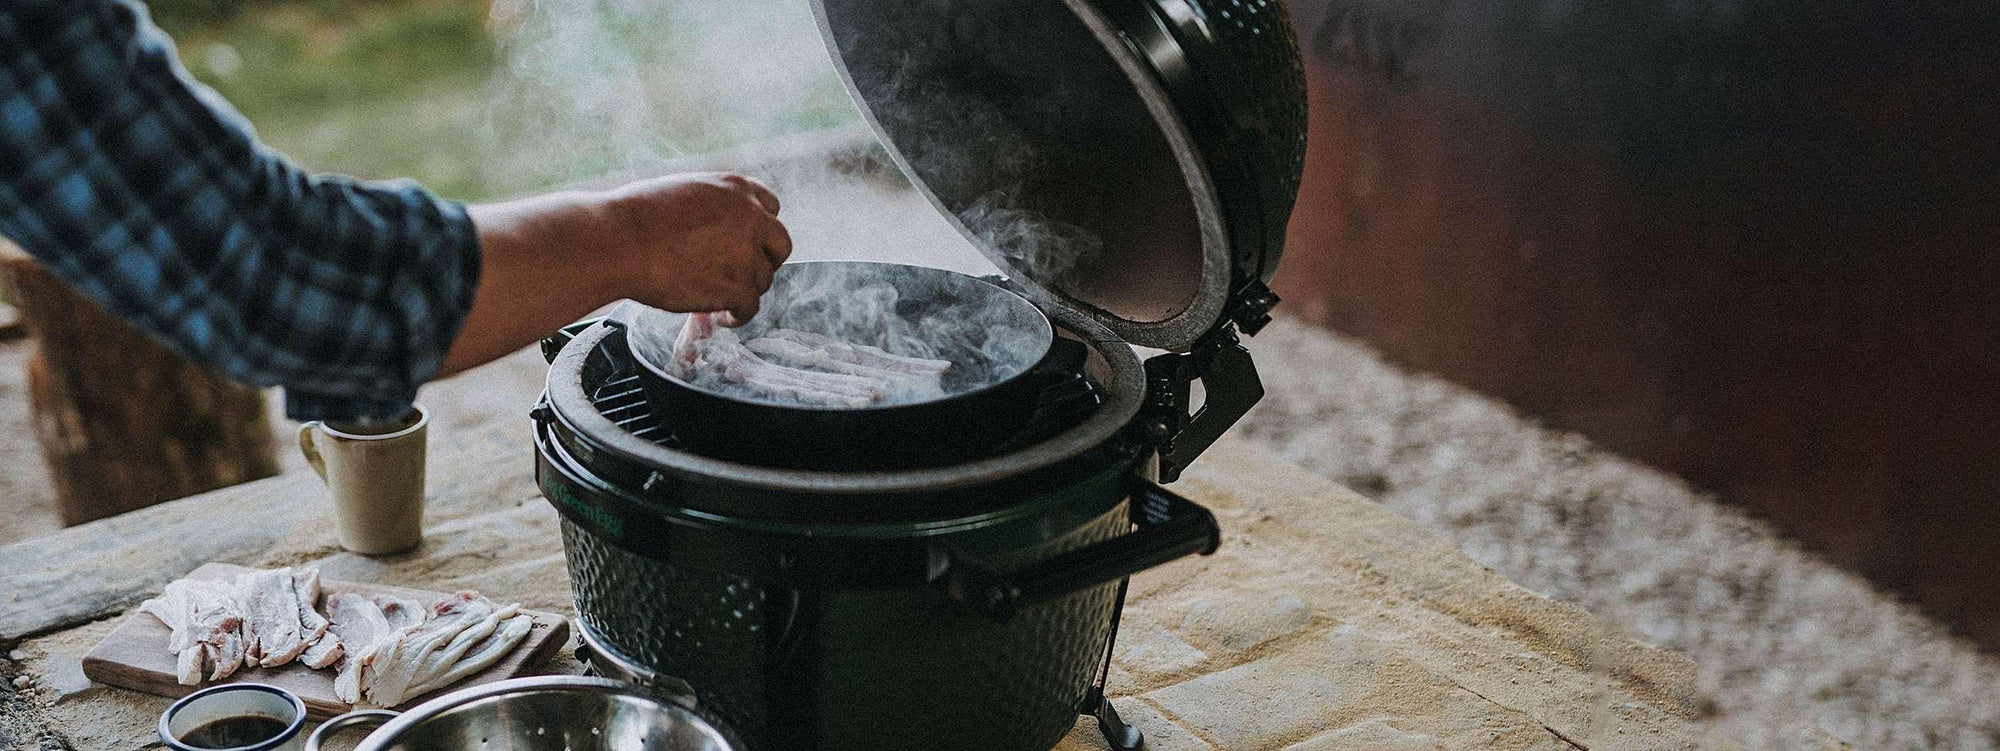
[626,262,1051,407]
[487,0,1109,409]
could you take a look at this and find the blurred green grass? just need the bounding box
[149,0,857,202]
[155,0,502,199]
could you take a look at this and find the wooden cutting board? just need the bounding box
[81,562,570,719]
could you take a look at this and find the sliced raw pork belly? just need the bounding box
[236,568,310,668]
[294,569,343,669]
[363,593,492,706]
[326,593,407,705]
[404,614,534,698]
[138,579,248,685]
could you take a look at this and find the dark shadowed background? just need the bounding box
[1275,0,2000,648]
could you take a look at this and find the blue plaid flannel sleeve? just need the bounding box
[0,0,481,422]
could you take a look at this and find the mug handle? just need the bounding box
[298,423,329,482]
[305,709,399,751]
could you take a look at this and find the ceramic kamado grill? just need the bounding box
[531,0,1307,748]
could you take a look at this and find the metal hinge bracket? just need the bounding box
[1142,323,1265,483]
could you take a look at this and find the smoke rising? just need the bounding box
[486,0,1112,410]
[626,262,1051,407]
[479,0,857,190]
[834,0,1111,289]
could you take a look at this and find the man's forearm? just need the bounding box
[438,173,790,378]
[439,192,635,377]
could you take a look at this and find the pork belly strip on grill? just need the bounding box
[764,328,952,375]
[668,311,715,380]
[702,328,885,408]
[743,336,946,394]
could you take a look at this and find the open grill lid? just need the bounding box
[809,0,1307,351]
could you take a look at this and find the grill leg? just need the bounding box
[1084,577,1144,750]
[1096,698,1144,750]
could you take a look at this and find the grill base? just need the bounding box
[559,508,1128,751]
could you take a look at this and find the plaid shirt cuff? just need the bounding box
[282,198,481,422]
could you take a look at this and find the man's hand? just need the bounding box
[603,172,793,325]
[440,172,791,377]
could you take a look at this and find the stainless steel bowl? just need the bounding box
[305,676,735,751]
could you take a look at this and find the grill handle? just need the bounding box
[542,316,609,364]
[938,480,1220,621]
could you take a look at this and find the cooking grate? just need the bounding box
[590,373,668,442]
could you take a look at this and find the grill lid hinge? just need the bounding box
[1226,279,1281,336]
[1141,323,1265,483]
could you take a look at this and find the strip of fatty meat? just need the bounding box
[138,579,247,685]
[763,329,952,376]
[329,592,528,707]
[361,593,494,707]
[742,337,946,396]
[236,567,314,668]
[328,594,432,705]
[403,614,535,698]
[294,569,343,669]
[667,312,715,380]
[404,603,522,696]
[326,593,397,705]
[707,331,886,407]
[671,315,898,407]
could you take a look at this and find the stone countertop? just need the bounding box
[0,422,1734,750]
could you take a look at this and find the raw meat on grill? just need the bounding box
[762,328,953,376]
[671,322,882,408]
[708,330,886,407]
[744,336,947,401]
[663,314,960,408]
[667,311,716,380]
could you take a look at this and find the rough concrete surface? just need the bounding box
[6,427,1719,750]
[0,339,60,545]
[1240,319,2000,749]
[5,316,1999,748]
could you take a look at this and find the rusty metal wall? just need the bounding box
[1276,0,2000,647]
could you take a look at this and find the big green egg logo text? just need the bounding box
[549,485,625,538]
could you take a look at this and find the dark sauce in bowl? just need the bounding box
[178,715,288,748]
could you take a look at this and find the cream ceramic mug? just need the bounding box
[298,405,428,555]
